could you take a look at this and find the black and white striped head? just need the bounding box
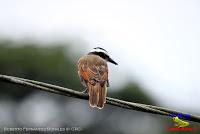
[89,47,118,65]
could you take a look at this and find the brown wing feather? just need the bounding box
[78,55,108,109]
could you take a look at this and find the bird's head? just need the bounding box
[88,47,118,65]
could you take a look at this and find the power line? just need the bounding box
[0,74,199,123]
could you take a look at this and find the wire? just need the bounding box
[0,74,200,123]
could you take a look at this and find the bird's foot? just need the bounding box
[82,88,88,94]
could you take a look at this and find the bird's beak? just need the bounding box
[108,57,118,65]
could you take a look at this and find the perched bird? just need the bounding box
[77,47,118,109]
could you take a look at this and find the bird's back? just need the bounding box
[77,54,108,109]
[78,55,107,67]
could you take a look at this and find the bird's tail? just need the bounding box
[87,82,107,109]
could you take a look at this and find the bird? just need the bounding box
[77,47,118,109]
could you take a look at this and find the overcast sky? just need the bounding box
[0,0,199,112]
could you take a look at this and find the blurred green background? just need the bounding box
[0,40,199,134]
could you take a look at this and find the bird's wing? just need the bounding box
[78,57,108,86]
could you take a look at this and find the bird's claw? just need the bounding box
[82,88,88,94]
